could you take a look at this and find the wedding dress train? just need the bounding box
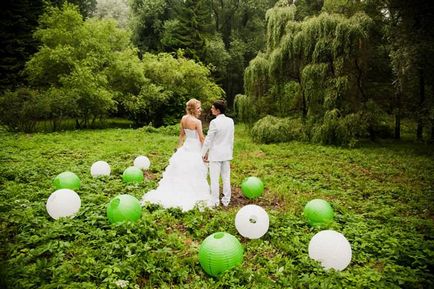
[141,129,213,211]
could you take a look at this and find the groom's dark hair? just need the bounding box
[213,100,226,114]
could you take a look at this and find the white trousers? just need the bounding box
[209,161,231,206]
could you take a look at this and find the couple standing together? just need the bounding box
[142,99,234,211]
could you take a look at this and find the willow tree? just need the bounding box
[244,0,374,144]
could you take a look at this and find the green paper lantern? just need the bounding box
[53,171,81,190]
[303,199,334,227]
[107,194,142,224]
[241,176,264,199]
[122,166,144,184]
[198,232,244,277]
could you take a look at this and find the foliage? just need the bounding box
[293,0,323,20]
[130,0,276,106]
[139,123,180,136]
[385,0,434,141]
[23,3,135,128]
[243,1,382,145]
[0,88,48,132]
[0,0,96,92]
[137,52,225,127]
[206,0,276,104]
[129,0,174,52]
[161,0,212,61]
[0,126,433,288]
[57,0,98,18]
[0,0,45,91]
[311,110,364,147]
[93,0,130,28]
[4,3,224,131]
[251,115,303,143]
[234,94,257,127]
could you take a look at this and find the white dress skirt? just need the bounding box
[141,129,213,211]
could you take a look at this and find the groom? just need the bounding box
[201,100,234,207]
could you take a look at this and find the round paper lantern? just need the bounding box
[308,230,352,271]
[90,161,111,177]
[53,171,80,190]
[133,155,151,170]
[46,189,81,219]
[198,232,244,277]
[241,176,264,199]
[303,199,334,227]
[235,205,269,239]
[107,194,142,224]
[122,166,144,184]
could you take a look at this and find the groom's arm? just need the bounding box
[201,120,217,157]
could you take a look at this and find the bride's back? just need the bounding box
[181,114,199,130]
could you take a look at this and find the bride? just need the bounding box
[141,98,213,211]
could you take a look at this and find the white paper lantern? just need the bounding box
[308,230,352,271]
[235,204,269,239]
[134,155,150,170]
[46,189,81,220]
[90,160,111,177]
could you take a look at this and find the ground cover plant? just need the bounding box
[0,125,433,288]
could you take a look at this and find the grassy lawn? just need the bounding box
[0,125,433,288]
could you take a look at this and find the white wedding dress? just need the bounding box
[141,129,213,211]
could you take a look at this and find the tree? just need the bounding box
[135,51,225,126]
[130,0,177,52]
[23,3,137,128]
[93,0,130,28]
[0,0,45,91]
[209,0,276,106]
[161,0,213,61]
[294,0,323,20]
[244,1,376,145]
[50,0,97,18]
[0,0,97,93]
[130,0,275,107]
[386,0,434,141]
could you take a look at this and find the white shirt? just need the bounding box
[201,114,234,161]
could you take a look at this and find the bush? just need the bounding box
[251,115,303,144]
[311,110,366,147]
[139,124,180,136]
[364,100,394,139]
[0,88,48,132]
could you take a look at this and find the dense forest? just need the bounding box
[1,0,433,145]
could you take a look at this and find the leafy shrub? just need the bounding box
[0,88,48,132]
[157,124,180,136]
[251,115,303,143]
[139,124,180,136]
[364,100,394,139]
[312,110,365,147]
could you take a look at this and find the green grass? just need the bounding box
[0,125,433,288]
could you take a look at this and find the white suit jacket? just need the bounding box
[201,114,234,162]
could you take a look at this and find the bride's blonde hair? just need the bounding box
[186,98,200,115]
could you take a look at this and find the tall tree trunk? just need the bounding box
[431,85,434,143]
[394,88,401,139]
[75,119,81,129]
[416,68,425,141]
[431,118,434,143]
[297,70,307,119]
